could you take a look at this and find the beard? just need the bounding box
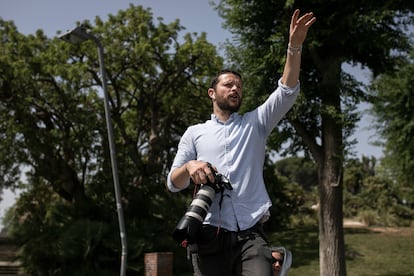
[216,96,242,113]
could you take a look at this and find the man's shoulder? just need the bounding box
[188,120,210,128]
[184,120,212,133]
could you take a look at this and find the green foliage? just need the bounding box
[343,156,376,195]
[274,156,318,190]
[370,49,414,188]
[3,176,125,274]
[266,157,318,230]
[358,176,414,226]
[1,4,223,274]
[343,157,414,226]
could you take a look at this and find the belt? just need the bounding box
[208,221,263,235]
[237,222,263,235]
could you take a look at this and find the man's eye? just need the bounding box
[224,83,239,87]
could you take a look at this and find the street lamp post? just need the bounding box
[59,26,127,276]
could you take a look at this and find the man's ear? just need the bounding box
[208,88,216,100]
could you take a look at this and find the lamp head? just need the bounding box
[59,26,91,44]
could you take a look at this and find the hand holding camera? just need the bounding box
[173,162,232,245]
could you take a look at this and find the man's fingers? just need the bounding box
[190,162,218,184]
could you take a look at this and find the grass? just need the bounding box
[174,224,414,275]
[268,225,414,276]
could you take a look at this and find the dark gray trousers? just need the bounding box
[190,224,273,276]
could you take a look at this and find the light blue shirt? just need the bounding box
[167,79,300,231]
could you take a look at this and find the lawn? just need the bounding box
[268,225,414,276]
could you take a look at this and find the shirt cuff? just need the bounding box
[278,78,300,95]
[167,170,189,192]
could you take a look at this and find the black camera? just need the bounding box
[173,165,232,245]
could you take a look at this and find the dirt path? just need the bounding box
[343,219,414,236]
[343,219,366,228]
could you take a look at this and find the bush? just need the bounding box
[358,210,380,226]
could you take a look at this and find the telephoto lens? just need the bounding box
[172,184,216,244]
[172,164,232,245]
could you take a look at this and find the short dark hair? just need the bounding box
[210,69,242,89]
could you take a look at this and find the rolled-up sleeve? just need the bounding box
[166,128,196,192]
[259,78,300,136]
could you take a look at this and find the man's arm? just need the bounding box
[170,160,216,189]
[281,9,316,88]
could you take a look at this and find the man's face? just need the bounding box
[272,251,283,275]
[211,73,242,113]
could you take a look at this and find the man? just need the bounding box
[167,9,315,276]
[272,250,283,276]
[271,247,292,276]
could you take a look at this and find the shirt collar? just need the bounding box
[210,112,239,124]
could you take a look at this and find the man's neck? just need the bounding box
[213,110,232,123]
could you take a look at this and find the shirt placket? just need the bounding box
[223,121,240,230]
[223,122,231,178]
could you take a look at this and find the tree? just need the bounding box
[343,155,414,226]
[370,49,414,191]
[1,5,223,274]
[214,0,414,275]
[0,20,111,274]
[369,48,414,218]
[274,156,318,191]
[270,156,319,228]
[343,156,376,196]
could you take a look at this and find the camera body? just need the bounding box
[173,168,232,245]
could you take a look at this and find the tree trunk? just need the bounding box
[318,74,347,275]
[318,159,346,276]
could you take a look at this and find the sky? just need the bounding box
[0,0,383,226]
[1,0,232,45]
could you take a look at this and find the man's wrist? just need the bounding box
[287,43,302,56]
